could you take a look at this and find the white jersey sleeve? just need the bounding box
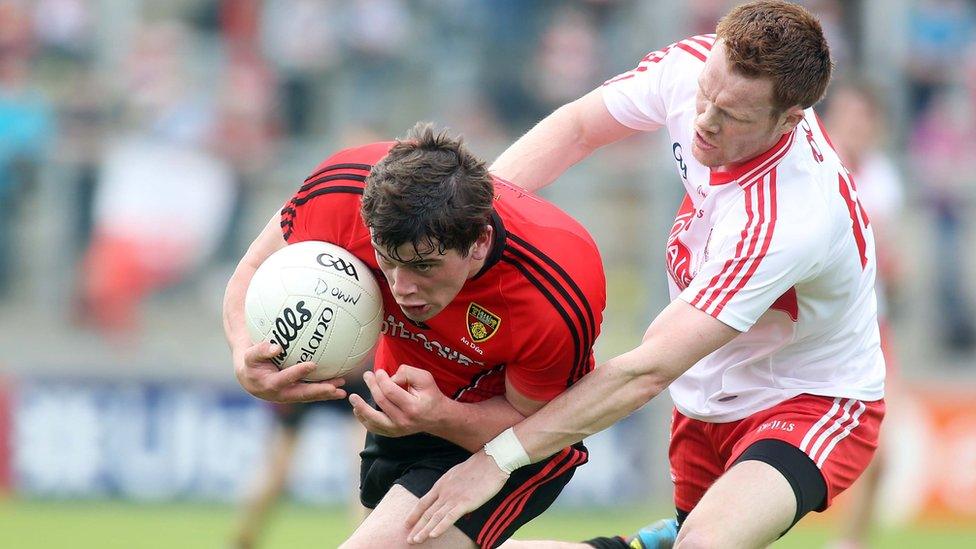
[602,35,715,131]
[678,173,829,332]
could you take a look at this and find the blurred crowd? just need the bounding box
[0,0,974,369]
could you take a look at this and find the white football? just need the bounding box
[245,241,383,380]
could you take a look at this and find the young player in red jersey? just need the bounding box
[223,124,605,548]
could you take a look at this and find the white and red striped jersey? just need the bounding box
[603,35,885,422]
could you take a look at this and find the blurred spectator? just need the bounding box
[260,0,340,138]
[478,0,551,129]
[32,0,94,63]
[904,0,975,117]
[686,0,730,36]
[0,0,54,299]
[211,31,278,263]
[79,21,234,343]
[911,82,976,353]
[57,68,109,324]
[825,81,906,315]
[823,79,905,549]
[528,7,601,110]
[804,0,853,70]
[340,0,410,132]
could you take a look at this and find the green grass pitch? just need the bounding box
[2,499,975,548]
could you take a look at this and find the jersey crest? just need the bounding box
[467,302,501,343]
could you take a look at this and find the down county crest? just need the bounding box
[466,302,501,343]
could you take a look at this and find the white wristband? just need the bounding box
[484,427,531,474]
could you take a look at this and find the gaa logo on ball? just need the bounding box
[245,241,383,380]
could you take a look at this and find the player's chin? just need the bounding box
[691,144,723,167]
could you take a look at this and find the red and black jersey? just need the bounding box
[280,142,606,403]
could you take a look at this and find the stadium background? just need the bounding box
[0,0,975,547]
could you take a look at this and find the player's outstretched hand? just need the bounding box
[235,341,347,403]
[349,365,445,437]
[405,450,509,544]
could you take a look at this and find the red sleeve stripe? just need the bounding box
[688,35,715,49]
[603,73,636,86]
[477,446,589,548]
[691,184,758,307]
[712,171,779,316]
[604,35,713,87]
[691,171,778,316]
[602,45,674,86]
[675,41,707,63]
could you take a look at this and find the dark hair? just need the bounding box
[361,123,494,262]
[716,0,833,111]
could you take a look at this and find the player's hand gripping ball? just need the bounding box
[245,241,383,380]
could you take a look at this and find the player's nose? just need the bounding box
[695,106,720,135]
[389,268,418,298]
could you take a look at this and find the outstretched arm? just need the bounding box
[405,300,739,543]
[490,88,639,192]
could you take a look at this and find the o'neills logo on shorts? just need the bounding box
[466,302,501,343]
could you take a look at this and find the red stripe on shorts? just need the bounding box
[477,448,586,548]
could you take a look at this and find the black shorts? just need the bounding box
[360,431,588,548]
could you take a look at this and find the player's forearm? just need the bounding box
[490,103,596,192]
[426,396,528,453]
[222,260,259,357]
[509,301,739,462]
[223,215,289,358]
[514,346,669,462]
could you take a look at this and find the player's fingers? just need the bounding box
[410,503,457,543]
[245,341,281,364]
[428,506,463,540]
[374,369,416,409]
[363,371,406,420]
[407,500,444,543]
[350,393,397,431]
[273,362,318,388]
[406,489,437,528]
[348,393,370,416]
[279,382,347,403]
[390,364,434,388]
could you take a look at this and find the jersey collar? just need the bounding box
[471,210,507,281]
[709,129,796,187]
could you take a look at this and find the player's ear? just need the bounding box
[470,225,493,261]
[776,105,805,134]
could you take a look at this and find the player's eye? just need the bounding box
[413,263,434,273]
